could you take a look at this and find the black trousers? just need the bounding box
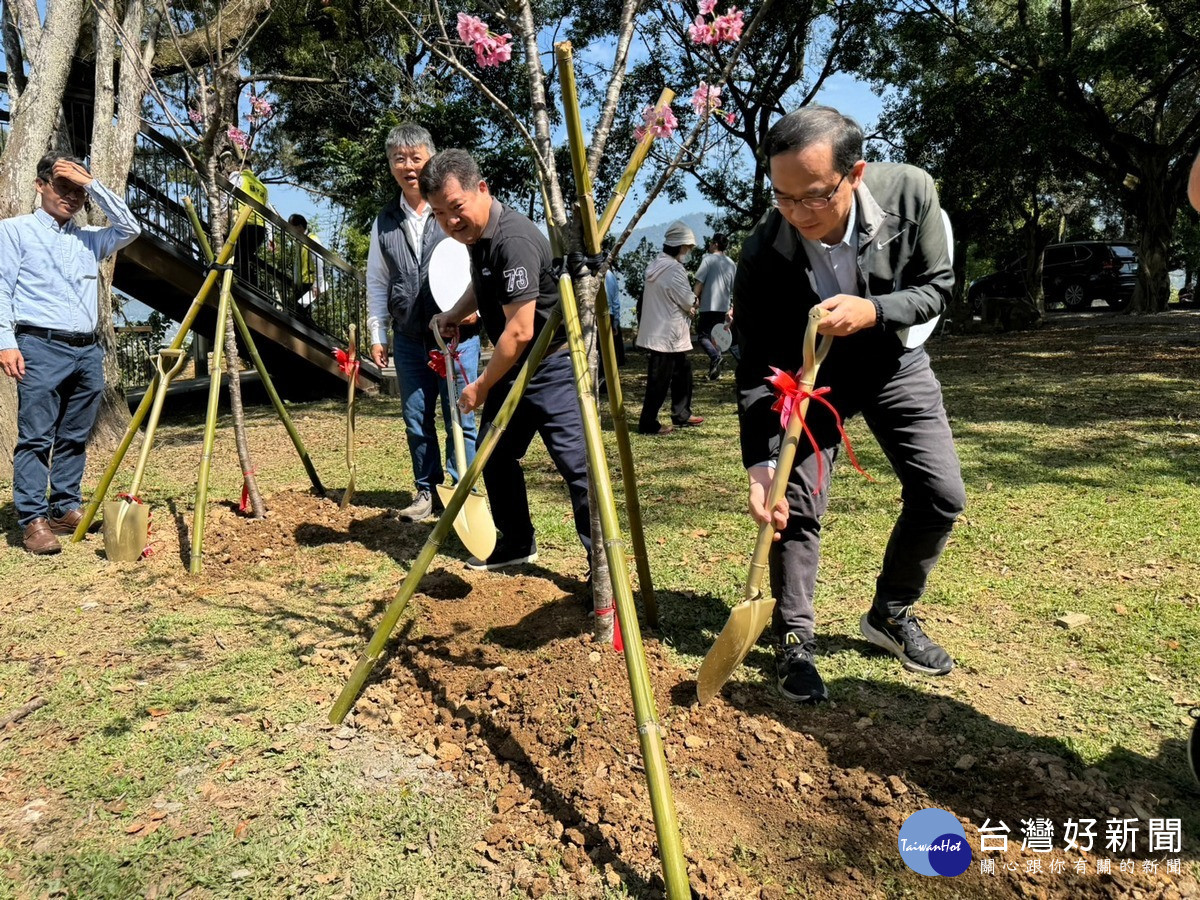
[638,349,693,432]
[768,347,966,643]
[479,349,591,558]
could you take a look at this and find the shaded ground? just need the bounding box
[2,310,1199,898]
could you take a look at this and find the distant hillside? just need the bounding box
[619,210,715,255]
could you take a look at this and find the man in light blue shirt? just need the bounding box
[0,152,141,554]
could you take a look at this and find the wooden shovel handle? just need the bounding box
[744,307,832,600]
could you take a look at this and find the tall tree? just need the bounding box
[888,0,1200,313]
[621,0,888,235]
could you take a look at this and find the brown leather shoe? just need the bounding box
[49,507,85,536]
[639,424,675,436]
[23,518,62,555]
[676,415,705,427]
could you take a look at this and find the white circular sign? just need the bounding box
[428,239,472,312]
[710,322,733,353]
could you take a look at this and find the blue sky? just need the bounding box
[271,72,887,237]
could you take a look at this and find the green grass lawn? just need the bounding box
[1,311,1199,897]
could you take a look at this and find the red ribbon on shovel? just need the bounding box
[766,366,873,494]
[333,347,359,379]
[427,345,461,379]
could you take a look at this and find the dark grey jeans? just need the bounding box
[768,347,966,643]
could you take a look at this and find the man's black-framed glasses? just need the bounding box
[772,173,847,211]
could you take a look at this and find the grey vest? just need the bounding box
[375,196,445,344]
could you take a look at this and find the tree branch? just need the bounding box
[586,0,644,181]
[239,73,345,85]
[10,0,40,59]
[605,0,778,267]
[515,0,565,225]
[1,0,26,100]
[385,0,553,193]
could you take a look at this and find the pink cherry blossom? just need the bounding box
[688,14,716,44]
[474,32,513,67]
[635,103,678,140]
[688,2,744,45]
[456,12,488,44]
[690,81,722,115]
[227,126,249,152]
[725,111,737,125]
[249,95,273,120]
[713,8,744,42]
[188,109,204,124]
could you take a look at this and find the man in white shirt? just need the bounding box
[366,123,481,522]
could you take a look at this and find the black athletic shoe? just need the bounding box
[775,634,828,704]
[859,606,954,675]
[707,357,724,381]
[466,538,538,572]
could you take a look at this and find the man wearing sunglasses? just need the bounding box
[0,152,141,554]
[734,105,965,703]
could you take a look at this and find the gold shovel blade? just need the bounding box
[696,594,776,704]
[436,484,497,561]
[102,500,150,562]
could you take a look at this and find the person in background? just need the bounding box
[0,152,141,554]
[693,232,737,380]
[604,263,625,367]
[366,123,481,523]
[287,213,324,322]
[229,166,271,292]
[635,221,704,436]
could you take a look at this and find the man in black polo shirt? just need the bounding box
[422,149,590,572]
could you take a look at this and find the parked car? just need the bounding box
[968,241,1140,313]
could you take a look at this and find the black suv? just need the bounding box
[968,241,1140,312]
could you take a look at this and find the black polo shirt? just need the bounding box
[468,200,564,364]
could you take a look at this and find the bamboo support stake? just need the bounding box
[183,197,214,263]
[558,273,689,900]
[557,40,659,624]
[189,270,235,575]
[73,206,255,542]
[596,88,675,242]
[226,300,326,495]
[557,44,686,897]
[330,308,563,724]
[341,324,359,508]
[186,199,326,496]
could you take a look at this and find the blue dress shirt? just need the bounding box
[0,180,141,350]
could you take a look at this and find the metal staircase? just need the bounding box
[1,80,383,393]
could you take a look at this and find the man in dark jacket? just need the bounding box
[735,105,966,703]
[367,123,481,522]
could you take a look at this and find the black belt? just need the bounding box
[14,325,99,347]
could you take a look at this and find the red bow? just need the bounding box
[333,347,359,379]
[427,346,461,379]
[766,366,873,494]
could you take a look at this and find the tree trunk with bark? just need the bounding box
[204,151,265,519]
[85,0,159,463]
[1130,155,1176,314]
